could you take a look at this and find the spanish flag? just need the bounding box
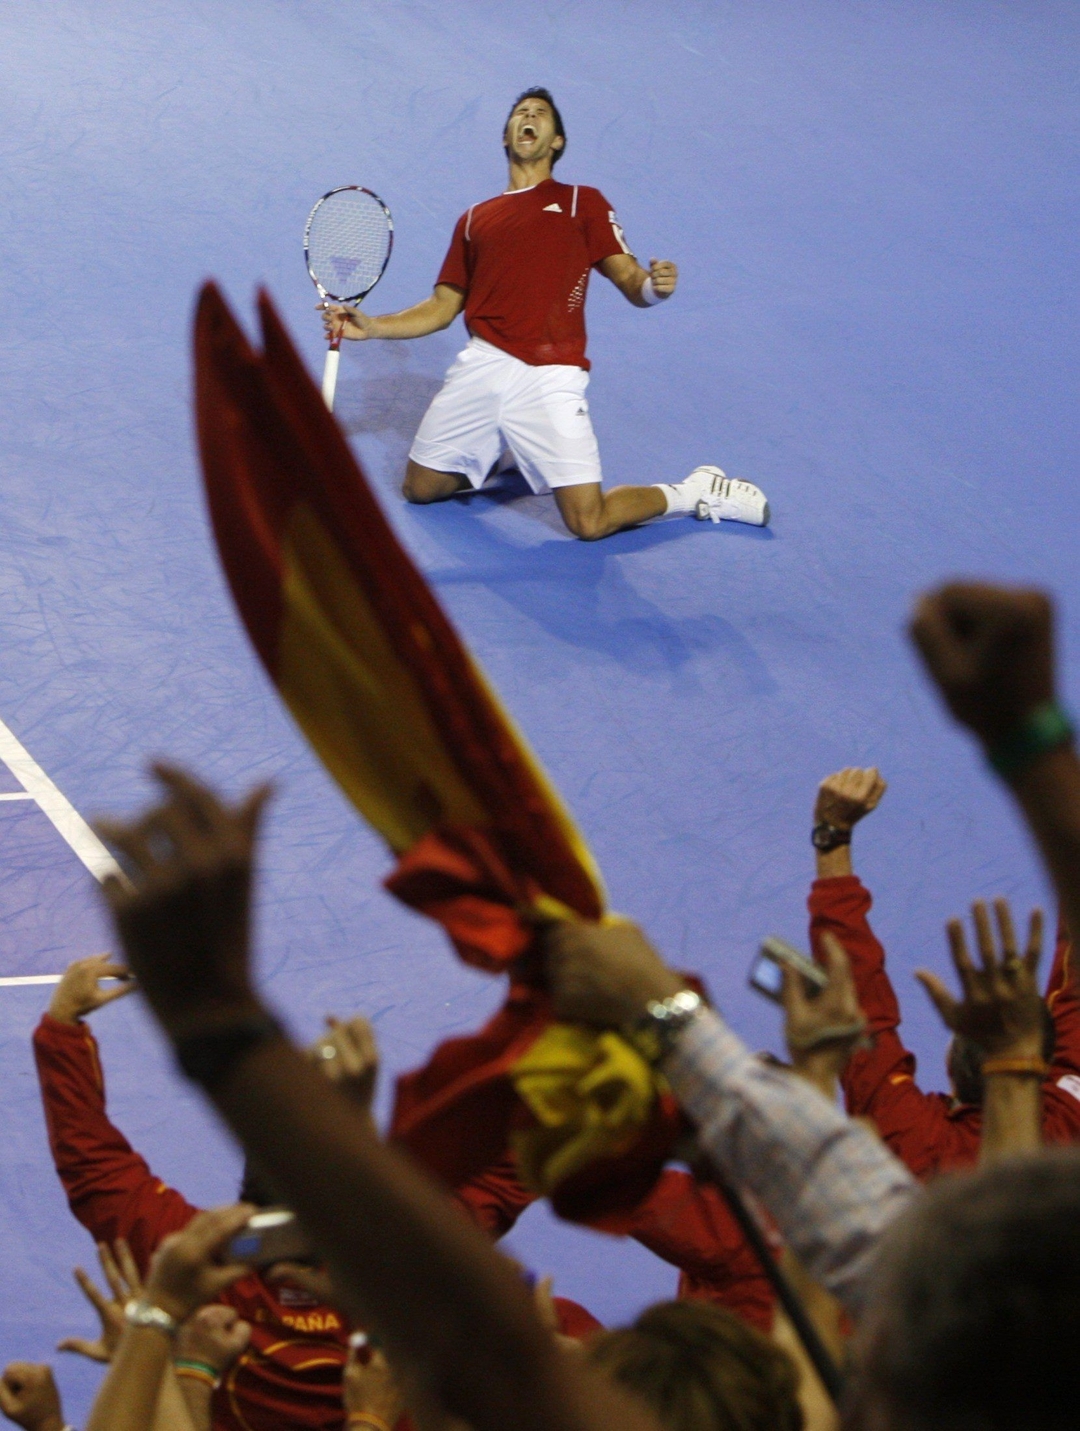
[194,285,681,1225]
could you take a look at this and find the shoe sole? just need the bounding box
[694,499,770,527]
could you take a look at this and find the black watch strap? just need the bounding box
[812,822,852,853]
[174,1014,285,1090]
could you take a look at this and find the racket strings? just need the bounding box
[307,190,392,302]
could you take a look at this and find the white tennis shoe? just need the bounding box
[679,466,770,526]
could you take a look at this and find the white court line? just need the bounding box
[0,716,123,883]
[0,718,126,991]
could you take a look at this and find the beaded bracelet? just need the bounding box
[987,701,1075,782]
[981,1056,1051,1079]
[174,1359,220,1389]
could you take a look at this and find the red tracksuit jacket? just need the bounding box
[807,875,1080,1177]
[436,1131,774,1331]
[32,1015,602,1431]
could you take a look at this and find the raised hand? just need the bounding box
[57,1238,142,1363]
[0,1365,63,1431]
[176,1304,251,1376]
[343,1343,406,1431]
[95,764,270,1038]
[310,1014,379,1112]
[143,1205,254,1324]
[531,1274,583,1353]
[544,918,684,1027]
[319,303,378,342]
[783,934,868,1098]
[917,899,1045,1058]
[47,953,134,1025]
[909,583,1055,746]
[814,768,887,831]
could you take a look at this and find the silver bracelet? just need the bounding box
[125,1297,180,1337]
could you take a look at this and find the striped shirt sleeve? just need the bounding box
[663,1007,917,1316]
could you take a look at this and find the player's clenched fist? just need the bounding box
[649,259,678,298]
[320,303,379,342]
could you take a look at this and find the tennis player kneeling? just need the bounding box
[323,88,769,541]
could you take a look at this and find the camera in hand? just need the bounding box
[748,936,828,1004]
[227,1208,316,1267]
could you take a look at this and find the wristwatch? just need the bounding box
[811,822,852,853]
[125,1297,180,1337]
[627,989,703,1065]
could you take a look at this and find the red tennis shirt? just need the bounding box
[436,177,630,370]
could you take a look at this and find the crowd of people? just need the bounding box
[2,580,1079,1431]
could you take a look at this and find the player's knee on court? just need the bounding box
[563,509,607,540]
[402,472,431,503]
[554,487,608,541]
[403,463,466,504]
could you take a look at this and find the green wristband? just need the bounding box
[987,701,1075,781]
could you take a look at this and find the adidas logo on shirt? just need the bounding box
[543,203,563,212]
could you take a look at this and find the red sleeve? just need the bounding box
[452,1154,536,1239]
[1037,918,1080,1145]
[32,1014,197,1272]
[625,1170,774,1331]
[552,1297,603,1339]
[435,212,470,292]
[1046,919,1080,1078]
[579,188,631,267]
[808,875,980,1178]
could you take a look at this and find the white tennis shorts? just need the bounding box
[409,337,603,493]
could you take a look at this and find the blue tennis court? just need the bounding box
[1,2,1077,1418]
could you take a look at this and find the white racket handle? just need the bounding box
[321,346,341,411]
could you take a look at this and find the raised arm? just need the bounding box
[596,254,677,308]
[809,770,900,1040]
[545,920,915,1317]
[321,284,465,342]
[84,1206,251,1431]
[94,767,659,1431]
[910,582,1080,949]
[782,931,868,1104]
[33,956,197,1270]
[808,769,972,1175]
[917,898,1046,1164]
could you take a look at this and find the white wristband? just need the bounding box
[641,276,663,306]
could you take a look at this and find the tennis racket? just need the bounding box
[304,185,394,411]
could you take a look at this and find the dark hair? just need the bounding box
[853,1150,1080,1431]
[948,1001,1056,1106]
[503,87,566,165]
[586,1300,803,1431]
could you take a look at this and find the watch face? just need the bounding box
[812,824,847,851]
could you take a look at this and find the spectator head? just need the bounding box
[586,1300,803,1431]
[853,1149,1080,1431]
[947,1001,1055,1106]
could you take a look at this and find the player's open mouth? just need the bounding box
[519,125,537,141]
